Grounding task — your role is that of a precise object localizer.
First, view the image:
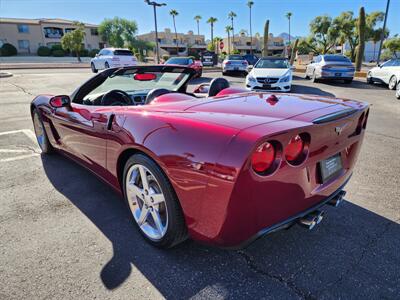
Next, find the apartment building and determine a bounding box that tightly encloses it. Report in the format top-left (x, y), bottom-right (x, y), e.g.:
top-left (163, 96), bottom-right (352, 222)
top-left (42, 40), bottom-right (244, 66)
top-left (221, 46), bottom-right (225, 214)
top-left (137, 28), bottom-right (207, 56)
top-left (0, 17), bottom-right (105, 54)
top-left (221, 33), bottom-right (285, 55)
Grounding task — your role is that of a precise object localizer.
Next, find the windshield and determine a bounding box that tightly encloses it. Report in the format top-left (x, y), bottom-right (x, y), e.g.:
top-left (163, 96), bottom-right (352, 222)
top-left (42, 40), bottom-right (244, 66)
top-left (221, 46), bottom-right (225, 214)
top-left (84, 68), bottom-right (190, 101)
top-left (166, 57), bottom-right (190, 65)
top-left (113, 50), bottom-right (133, 56)
top-left (255, 59), bottom-right (289, 69)
top-left (324, 55), bottom-right (351, 63)
top-left (227, 55), bottom-right (244, 61)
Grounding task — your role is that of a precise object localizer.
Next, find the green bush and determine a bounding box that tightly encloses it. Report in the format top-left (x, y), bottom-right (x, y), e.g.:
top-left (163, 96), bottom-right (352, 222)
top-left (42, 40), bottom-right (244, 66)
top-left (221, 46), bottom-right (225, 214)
top-left (88, 49), bottom-right (99, 58)
top-left (51, 44), bottom-right (63, 51)
top-left (0, 43), bottom-right (17, 56)
top-left (37, 46), bottom-right (51, 56)
top-left (52, 49), bottom-right (65, 57)
top-left (72, 48), bottom-right (89, 57)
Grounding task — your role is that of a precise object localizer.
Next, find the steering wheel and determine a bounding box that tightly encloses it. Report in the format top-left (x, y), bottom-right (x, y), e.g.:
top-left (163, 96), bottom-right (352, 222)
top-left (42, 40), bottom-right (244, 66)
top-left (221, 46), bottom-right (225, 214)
top-left (101, 89), bottom-right (132, 106)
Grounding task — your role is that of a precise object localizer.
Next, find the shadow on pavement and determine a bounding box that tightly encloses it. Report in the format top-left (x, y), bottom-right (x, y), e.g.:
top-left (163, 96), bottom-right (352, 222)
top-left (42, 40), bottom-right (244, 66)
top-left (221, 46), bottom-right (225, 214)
top-left (41, 150), bottom-right (399, 299)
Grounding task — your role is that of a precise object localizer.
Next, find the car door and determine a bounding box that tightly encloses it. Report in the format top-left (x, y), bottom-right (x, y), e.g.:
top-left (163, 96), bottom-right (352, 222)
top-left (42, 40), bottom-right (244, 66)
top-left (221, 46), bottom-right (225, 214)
top-left (377, 60), bottom-right (393, 83)
top-left (48, 102), bottom-right (111, 176)
top-left (94, 49), bottom-right (104, 69)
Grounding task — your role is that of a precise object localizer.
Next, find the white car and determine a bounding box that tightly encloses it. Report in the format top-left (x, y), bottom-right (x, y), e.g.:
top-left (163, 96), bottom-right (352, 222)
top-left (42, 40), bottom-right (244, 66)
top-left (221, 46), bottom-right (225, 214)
top-left (90, 48), bottom-right (137, 73)
top-left (246, 57), bottom-right (293, 92)
top-left (367, 58), bottom-right (400, 90)
top-left (396, 76), bottom-right (400, 99)
top-left (222, 55), bottom-right (248, 75)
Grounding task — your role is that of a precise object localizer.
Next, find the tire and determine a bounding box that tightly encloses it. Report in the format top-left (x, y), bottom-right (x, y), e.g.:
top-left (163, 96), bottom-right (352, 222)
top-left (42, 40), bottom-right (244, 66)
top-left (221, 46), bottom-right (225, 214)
top-left (32, 108), bottom-right (53, 154)
top-left (396, 81), bottom-right (400, 100)
top-left (197, 70), bottom-right (202, 78)
top-left (304, 72), bottom-right (310, 79)
top-left (388, 75), bottom-right (397, 90)
top-left (91, 63), bottom-right (98, 73)
top-left (222, 71), bottom-right (227, 76)
top-left (105, 61), bottom-right (110, 69)
top-left (366, 72), bottom-right (373, 84)
top-left (344, 79), bottom-right (353, 84)
top-left (123, 154), bottom-right (187, 248)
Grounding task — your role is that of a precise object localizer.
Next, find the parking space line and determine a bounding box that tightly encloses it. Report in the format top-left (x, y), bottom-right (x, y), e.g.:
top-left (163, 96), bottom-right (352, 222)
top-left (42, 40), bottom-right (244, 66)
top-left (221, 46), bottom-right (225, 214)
top-left (0, 149), bottom-right (32, 153)
top-left (0, 129), bottom-right (40, 163)
top-left (0, 153), bottom-right (39, 163)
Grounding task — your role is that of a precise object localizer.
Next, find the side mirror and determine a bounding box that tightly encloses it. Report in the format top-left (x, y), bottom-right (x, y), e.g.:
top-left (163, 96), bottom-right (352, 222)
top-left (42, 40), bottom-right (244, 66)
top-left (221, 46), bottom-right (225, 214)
top-left (378, 63), bottom-right (381, 68)
top-left (95, 53), bottom-right (99, 57)
top-left (247, 65), bottom-right (253, 72)
top-left (50, 95), bottom-right (71, 108)
top-left (193, 84), bottom-right (210, 94)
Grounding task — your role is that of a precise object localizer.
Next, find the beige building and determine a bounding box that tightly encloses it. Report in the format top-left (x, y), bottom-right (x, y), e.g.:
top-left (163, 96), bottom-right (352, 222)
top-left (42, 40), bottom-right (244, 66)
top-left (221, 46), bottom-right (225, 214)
top-left (221, 33), bottom-right (285, 55)
top-left (0, 17), bottom-right (105, 54)
top-left (137, 28), bottom-right (207, 56)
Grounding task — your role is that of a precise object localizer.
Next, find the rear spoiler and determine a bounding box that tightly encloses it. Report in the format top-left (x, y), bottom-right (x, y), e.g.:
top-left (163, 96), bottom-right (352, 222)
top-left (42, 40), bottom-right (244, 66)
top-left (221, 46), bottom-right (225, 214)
top-left (312, 108), bottom-right (358, 124)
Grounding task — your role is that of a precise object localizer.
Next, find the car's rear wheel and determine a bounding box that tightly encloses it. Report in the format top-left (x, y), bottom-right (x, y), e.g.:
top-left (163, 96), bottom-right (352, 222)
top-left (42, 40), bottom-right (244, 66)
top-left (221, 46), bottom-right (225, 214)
top-left (123, 154), bottom-right (187, 248)
top-left (91, 63), bottom-right (98, 73)
top-left (388, 75), bottom-right (397, 90)
top-left (396, 81), bottom-right (400, 100)
top-left (105, 62), bottom-right (110, 69)
top-left (32, 108), bottom-right (53, 154)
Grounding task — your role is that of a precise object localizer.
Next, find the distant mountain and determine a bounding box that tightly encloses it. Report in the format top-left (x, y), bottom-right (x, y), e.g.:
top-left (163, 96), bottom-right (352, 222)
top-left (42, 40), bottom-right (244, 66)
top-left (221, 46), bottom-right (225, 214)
top-left (278, 32), bottom-right (302, 43)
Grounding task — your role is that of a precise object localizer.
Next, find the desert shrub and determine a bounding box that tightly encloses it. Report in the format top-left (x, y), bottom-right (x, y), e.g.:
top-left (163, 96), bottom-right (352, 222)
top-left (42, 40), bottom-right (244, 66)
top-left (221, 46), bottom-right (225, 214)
top-left (0, 43), bottom-right (17, 56)
top-left (37, 46), bottom-right (51, 56)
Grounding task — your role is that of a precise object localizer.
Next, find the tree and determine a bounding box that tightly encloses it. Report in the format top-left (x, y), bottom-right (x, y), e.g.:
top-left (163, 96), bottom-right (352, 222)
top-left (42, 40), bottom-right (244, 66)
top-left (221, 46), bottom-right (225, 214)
top-left (285, 12), bottom-right (293, 45)
top-left (130, 39), bottom-right (155, 61)
top-left (207, 17), bottom-right (218, 51)
top-left (228, 11), bottom-right (237, 47)
top-left (366, 12), bottom-right (387, 61)
top-left (247, 1), bottom-right (254, 54)
top-left (263, 20), bottom-right (270, 57)
top-left (304, 15), bottom-right (339, 55)
top-left (225, 25), bottom-right (233, 54)
top-left (355, 7), bottom-right (366, 71)
top-left (98, 17), bottom-right (138, 48)
top-left (170, 9), bottom-right (179, 54)
top-left (290, 38), bottom-right (299, 65)
top-left (61, 21), bottom-right (85, 62)
top-left (194, 15), bottom-right (202, 36)
top-left (383, 36), bottom-right (400, 58)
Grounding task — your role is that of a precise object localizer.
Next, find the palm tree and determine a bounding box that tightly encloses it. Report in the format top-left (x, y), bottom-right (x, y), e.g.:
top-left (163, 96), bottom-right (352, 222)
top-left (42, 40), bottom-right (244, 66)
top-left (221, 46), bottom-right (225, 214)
top-left (225, 25), bottom-right (233, 54)
top-left (247, 1), bottom-right (254, 54)
top-left (285, 12), bottom-right (293, 45)
top-left (228, 11), bottom-right (237, 47)
top-left (194, 15), bottom-right (202, 36)
top-left (169, 9), bottom-right (179, 54)
top-left (207, 17), bottom-right (218, 51)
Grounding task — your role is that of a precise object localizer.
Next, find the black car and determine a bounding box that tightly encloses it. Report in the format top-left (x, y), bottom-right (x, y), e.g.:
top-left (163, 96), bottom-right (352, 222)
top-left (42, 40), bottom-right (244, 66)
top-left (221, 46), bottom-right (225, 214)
top-left (243, 54), bottom-right (259, 66)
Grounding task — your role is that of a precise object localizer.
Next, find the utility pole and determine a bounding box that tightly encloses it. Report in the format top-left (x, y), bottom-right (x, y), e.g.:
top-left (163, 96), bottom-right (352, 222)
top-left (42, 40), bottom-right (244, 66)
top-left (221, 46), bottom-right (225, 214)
top-left (377, 0), bottom-right (390, 65)
top-left (145, 0), bottom-right (166, 64)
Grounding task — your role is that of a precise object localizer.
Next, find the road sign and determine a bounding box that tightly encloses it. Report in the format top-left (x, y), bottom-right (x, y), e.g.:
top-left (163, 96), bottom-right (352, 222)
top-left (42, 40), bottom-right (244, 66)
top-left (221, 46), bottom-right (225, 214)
top-left (219, 41), bottom-right (224, 50)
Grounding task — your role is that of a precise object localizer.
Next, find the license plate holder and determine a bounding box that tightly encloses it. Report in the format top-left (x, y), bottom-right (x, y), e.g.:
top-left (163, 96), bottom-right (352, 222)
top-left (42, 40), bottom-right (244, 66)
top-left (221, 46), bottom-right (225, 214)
top-left (319, 153), bottom-right (343, 183)
top-left (263, 84), bottom-right (271, 89)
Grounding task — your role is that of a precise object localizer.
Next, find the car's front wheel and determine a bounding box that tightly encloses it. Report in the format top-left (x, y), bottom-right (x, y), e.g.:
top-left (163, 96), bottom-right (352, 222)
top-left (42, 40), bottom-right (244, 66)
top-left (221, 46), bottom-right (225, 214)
top-left (105, 61), bottom-right (110, 69)
top-left (396, 81), bottom-right (400, 100)
top-left (32, 108), bottom-right (53, 154)
top-left (91, 63), bottom-right (98, 73)
top-left (366, 72), bottom-right (373, 84)
top-left (123, 154), bottom-right (187, 248)
top-left (388, 75), bottom-right (397, 90)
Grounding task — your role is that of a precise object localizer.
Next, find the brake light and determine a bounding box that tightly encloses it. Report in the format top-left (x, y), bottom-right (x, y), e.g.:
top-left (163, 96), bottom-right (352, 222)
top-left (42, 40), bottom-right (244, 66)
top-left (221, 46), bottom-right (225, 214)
top-left (242, 61), bottom-right (248, 65)
top-left (251, 142), bottom-right (275, 173)
top-left (285, 135), bottom-right (304, 162)
top-left (225, 61), bottom-right (231, 65)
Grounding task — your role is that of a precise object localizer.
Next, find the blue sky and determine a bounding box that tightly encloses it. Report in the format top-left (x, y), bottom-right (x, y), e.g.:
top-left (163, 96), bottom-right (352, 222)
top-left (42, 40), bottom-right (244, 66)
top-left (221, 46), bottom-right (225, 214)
top-left (1, 0), bottom-right (399, 39)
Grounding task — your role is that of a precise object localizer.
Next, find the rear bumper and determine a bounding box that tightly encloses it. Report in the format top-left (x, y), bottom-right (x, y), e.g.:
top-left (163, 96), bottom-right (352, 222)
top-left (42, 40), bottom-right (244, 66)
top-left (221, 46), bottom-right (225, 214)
top-left (223, 66), bottom-right (247, 72)
top-left (317, 70), bottom-right (354, 80)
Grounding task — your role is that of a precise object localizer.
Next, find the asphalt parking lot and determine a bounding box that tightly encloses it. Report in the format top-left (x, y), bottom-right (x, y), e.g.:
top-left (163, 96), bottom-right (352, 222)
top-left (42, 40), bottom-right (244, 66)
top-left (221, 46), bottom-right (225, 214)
top-left (0, 68), bottom-right (399, 299)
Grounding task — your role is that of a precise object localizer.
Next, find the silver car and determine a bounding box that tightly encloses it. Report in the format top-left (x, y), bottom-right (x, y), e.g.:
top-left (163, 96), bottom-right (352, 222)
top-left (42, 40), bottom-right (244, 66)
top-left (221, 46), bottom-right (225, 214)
top-left (305, 54), bottom-right (355, 84)
top-left (222, 55), bottom-right (248, 75)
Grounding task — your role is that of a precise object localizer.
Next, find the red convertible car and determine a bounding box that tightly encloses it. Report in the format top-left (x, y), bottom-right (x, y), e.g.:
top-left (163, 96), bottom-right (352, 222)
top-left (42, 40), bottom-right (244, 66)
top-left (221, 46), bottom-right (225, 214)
top-left (31, 65), bottom-right (369, 248)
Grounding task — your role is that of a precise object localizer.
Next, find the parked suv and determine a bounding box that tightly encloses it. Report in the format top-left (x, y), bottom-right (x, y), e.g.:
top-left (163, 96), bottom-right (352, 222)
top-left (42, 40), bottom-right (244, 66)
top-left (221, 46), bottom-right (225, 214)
top-left (305, 54), bottom-right (355, 83)
top-left (90, 48), bottom-right (137, 73)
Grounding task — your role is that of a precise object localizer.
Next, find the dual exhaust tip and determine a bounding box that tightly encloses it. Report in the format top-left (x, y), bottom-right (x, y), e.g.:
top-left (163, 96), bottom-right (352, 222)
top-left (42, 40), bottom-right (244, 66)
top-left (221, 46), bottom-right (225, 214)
top-left (297, 190), bottom-right (346, 230)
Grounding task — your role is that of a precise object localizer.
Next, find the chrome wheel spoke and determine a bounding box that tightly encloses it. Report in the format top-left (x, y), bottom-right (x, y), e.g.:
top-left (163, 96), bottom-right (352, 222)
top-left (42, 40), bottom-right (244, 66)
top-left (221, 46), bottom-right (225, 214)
top-left (150, 208), bottom-right (164, 235)
top-left (150, 193), bottom-right (164, 205)
top-left (137, 207), bottom-right (149, 225)
top-left (138, 165), bottom-right (150, 191)
top-left (127, 183), bottom-right (144, 199)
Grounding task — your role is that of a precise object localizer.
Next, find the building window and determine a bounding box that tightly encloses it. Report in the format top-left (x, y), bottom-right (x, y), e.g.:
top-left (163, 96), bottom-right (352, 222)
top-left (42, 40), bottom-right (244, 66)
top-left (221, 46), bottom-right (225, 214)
top-left (43, 27), bottom-right (64, 38)
top-left (17, 24), bottom-right (29, 33)
top-left (18, 40), bottom-right (30, 49)
top-left (90, 28), bottom-right (98, 36)
top-left (65, 28), bottom-right (75, 33)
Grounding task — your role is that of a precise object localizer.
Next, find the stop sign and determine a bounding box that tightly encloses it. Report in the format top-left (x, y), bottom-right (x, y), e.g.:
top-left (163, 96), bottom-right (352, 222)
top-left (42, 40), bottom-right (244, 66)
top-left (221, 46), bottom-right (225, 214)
top-left (219, 41), bottom-right (224, 50)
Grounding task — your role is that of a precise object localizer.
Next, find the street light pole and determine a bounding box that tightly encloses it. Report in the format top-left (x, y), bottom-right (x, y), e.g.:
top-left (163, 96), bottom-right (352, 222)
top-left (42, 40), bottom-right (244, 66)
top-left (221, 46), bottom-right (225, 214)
top-left (377, 0), bottom-right (390, 65)
top-left (145, 0), bottom-right (166, 64)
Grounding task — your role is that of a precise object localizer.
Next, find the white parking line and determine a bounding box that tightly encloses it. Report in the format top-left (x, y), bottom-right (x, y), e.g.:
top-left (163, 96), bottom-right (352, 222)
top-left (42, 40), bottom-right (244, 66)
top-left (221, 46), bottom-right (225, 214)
top-left (0, 129), bottom-right (40, 163)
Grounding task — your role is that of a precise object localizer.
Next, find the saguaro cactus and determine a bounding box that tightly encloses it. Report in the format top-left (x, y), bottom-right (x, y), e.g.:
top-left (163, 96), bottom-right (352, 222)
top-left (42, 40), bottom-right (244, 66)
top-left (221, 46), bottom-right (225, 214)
top-left (355, 7), bottom-right (366, 72)
top-left (290, 38), bottom-right (299, 65)
top-left (263, 20), bottom-right (269, 57)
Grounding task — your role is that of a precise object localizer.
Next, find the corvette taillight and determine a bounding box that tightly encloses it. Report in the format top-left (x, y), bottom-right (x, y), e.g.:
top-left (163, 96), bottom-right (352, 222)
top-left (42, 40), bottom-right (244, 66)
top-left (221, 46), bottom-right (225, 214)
top-left (285, 135), bottom-right (304, 162)
top-left (251, 142), bottom-right (275, 173)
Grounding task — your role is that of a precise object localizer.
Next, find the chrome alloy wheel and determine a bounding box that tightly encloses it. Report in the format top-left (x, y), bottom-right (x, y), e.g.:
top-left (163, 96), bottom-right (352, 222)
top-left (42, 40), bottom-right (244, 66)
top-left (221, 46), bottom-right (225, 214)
top-left (389, 76), bottom-right (397, 90)
top-left (125, 164), bottom-right (168, 241)
top-left (33, 112), bottom-right (45, 150)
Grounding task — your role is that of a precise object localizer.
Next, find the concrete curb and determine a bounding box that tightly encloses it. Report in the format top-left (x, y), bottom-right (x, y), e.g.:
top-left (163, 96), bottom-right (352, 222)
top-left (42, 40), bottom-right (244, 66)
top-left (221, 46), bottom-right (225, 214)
top-left (0, 72), bottom-right (13, 78)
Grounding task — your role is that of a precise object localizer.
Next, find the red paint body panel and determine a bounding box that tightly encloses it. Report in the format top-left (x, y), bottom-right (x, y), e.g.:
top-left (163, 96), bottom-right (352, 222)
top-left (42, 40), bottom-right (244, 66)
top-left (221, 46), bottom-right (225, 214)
top-left (32, 91), bottom-right (369, 247)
